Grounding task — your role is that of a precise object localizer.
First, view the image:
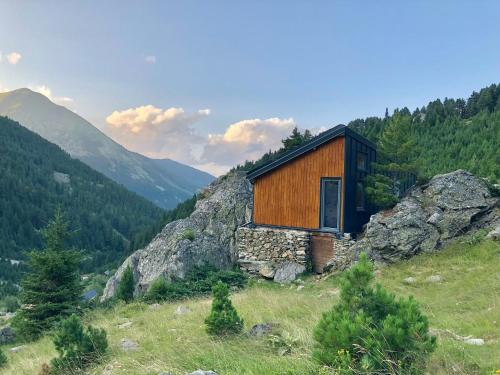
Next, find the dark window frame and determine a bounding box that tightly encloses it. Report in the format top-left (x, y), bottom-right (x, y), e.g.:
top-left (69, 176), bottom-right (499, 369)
top-left (319, 177), bottom-right (342, 232)
top-left (356, 152), bottom-right (368, 171)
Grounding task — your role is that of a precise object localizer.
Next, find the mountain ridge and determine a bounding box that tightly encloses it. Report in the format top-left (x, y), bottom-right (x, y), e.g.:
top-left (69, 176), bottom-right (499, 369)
top-left (0, 88), bottom-right (214, 208)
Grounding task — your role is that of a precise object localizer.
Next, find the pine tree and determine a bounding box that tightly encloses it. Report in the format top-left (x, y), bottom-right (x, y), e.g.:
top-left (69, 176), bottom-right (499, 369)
top-left (313, 253), bottom-right (436, 373)
top-left (205, 281), bottom-right (243, 336)
top-left (51, 314), bottom-right (108, 372)
top-left (12, 209), bottom-right (83, 341)
top-left (116, 265), bottom-right (134, 303)
top-left (366, 113), bottom-right (417, 208)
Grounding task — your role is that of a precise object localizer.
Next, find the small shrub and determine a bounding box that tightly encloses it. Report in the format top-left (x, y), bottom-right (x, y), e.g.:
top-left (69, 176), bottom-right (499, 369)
top-left (180, 228), bottom-right (195, 241)
top-left (313, 253), bottom-right (436, 374)
top-left (144, 264), bottom-right (247, 303)
top-left (116, 265), bottom-right (134, 303)
top-left (51, 314), bottom-right (108, 372)
top-left (267, 331), bottom-right (299, 356)
top-left (0, 347), bottom-right (7, 368)
top-left (461, 229), bottom-right (487, 246)
top-left (205, 281), bottom-right (243, 336)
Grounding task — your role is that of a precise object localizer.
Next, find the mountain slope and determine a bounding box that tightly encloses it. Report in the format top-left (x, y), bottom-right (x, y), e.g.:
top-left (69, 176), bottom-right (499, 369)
top-left (348, 83), bottom-right (500, 183)
top-left (3, 238), bottom-right (499, 374)
top-left (0, 89), bottom-right (214, 208)
top-left (0, 115), bottom-right (164, 273)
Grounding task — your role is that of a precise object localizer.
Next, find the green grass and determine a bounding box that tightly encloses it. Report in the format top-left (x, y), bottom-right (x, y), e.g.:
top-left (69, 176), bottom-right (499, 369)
top-left (2, 239), bottom-right (499, 374)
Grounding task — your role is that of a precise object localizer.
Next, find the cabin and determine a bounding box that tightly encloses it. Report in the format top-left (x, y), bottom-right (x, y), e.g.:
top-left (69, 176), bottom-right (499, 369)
top-left (246, 125), bottom-right (376, 235)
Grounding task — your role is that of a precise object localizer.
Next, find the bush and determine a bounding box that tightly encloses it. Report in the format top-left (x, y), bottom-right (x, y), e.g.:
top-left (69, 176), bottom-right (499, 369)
top-left (50, 314), bottom-right (108, 372)
top-left (0, 347), bottom-right (7, 368)
top-left (205, 281), bottom-right (243, 336)
top-left (144, 264), bottom-right (247, 303)
top-left (313, 253), bottom-right (436, 374)
top-left (116, 265), bottom-right (134, 303)
top-left (180, 228), bottom-right (195, 241)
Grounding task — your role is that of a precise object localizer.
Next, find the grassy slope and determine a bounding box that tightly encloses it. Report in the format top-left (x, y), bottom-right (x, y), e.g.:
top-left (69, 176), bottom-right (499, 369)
top-left (3, 238), bottom-right (499, 375)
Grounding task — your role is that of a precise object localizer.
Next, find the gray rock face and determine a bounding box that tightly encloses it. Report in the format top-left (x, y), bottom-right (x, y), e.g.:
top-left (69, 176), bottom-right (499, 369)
top-left (102, 173), bottom-right (252, 300)
top-left (249, 323), bottom-right (274, 337)
top-left (0, 325), bottom-right (15, 344)
top-left (355, 170), bottom-right (498, 263)
top-left (188, 371), bottom-right (218, 375)
top-left (273, 261), bottom-right (306, 283)
top-left (487, 226), bottom-right (500, 241)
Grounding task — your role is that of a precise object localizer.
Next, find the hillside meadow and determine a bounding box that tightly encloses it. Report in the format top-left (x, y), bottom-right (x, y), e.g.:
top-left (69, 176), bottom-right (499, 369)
top-left (2, 237), bottom-right (499, 375)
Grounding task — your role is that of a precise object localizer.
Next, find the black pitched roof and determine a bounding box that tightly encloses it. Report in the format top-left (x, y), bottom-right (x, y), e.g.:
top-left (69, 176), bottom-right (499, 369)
top-left (246, 125), bottom-right (376, 182)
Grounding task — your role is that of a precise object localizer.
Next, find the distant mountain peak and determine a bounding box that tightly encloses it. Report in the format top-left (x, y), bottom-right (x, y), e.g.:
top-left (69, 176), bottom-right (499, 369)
top-left (0, 88), bottom-right (214, 208)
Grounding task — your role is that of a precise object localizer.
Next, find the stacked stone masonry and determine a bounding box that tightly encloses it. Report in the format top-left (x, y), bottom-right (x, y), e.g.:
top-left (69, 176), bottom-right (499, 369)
top-left (236, 226), bottom-right (312, 280)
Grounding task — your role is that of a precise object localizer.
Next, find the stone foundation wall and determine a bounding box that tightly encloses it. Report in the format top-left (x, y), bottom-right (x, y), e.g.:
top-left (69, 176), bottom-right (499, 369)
top-left (324, 237), bottom-right (357, 273)
top-left (236, 226), bottom-right (310, 278)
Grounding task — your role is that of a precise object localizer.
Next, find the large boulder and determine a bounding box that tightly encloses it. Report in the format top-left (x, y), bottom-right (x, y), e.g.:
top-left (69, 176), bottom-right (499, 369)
top-left (354, 170), bottom-right (499, 263)
top-left (102, 172), bottom-right (252, 300)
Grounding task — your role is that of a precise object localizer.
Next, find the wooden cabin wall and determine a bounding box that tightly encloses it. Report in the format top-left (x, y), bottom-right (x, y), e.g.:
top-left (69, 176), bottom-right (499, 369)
top-left (253, 137), bottom-right (345, 230)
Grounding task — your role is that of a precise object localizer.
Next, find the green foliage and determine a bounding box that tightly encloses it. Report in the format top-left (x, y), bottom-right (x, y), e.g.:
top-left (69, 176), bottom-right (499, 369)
top-left (349, 84), bottom-right (500, 185)
top-left (50, 314), bottom-right (108, 372)
top-left (12, 210), bottom-right (83, 341)
top-left (366, 113), bottom-right (417, 208)
top-left (1, 295), bottom-right (20, 313)
top-left (180, 228), bottom-right (195, 242)
top-left (116, 265), bottom-right (135, 303)
top-left (144, 264), bottom-right (247, 303)
top-left (313, 253), bottom-right (436, 374)
top-left (205, 281), bottom-right (243, 336)
top-left (0, 116), bottom-right (164, 290)
top-left (0, 346), bottom-right (6, 368)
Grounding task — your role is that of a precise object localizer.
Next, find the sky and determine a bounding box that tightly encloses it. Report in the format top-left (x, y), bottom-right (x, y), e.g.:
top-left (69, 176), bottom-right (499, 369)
top-left (1, 1), bottom-right (500, 176)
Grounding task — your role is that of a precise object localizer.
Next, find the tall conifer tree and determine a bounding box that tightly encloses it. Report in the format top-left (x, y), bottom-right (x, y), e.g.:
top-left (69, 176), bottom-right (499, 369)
top-left (13, 209), bottom-right (83, 340)
top-left (366, 113), bottom-right (417, 208)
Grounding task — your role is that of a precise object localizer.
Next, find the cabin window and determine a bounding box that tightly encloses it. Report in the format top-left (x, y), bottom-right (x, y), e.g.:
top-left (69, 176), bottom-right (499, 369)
top-left (357, 152), bottom-right (367, 171)
top-left (320, 178), bottom-right (341, 231)
top-left (356, 182), bottom-right (365, 210)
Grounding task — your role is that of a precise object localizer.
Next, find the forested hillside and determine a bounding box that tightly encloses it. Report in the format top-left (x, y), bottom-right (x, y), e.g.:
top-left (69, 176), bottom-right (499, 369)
top-left (0, 116), bottom-right (164, 287)
top-left (0, 89), bottom-right (214, 209)
top-left (349, 84), bottom-right (500, 183)
top-left (237, 84), bottom-right (500, 184)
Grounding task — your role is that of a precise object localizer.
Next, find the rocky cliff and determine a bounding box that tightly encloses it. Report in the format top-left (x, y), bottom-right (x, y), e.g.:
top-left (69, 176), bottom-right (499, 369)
top-left (102, 172), bottom-right (252, 300)
top-left (354, 170), bottom-right (499, 263)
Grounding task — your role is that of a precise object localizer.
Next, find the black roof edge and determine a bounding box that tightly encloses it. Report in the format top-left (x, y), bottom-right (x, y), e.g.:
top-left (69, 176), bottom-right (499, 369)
top-left (246, 124), bottom-right (376, 182)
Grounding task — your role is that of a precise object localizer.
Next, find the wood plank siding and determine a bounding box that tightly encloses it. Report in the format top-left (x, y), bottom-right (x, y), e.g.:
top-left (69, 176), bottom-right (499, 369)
top-left (253, 137), bottom-right (345, 230)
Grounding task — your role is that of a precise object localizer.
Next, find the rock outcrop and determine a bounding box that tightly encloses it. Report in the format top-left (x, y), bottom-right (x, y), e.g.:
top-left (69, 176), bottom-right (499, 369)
top-left (102, 172), bottom-right (252, 300)
top-left (354, 170), bottom-right (499, 263)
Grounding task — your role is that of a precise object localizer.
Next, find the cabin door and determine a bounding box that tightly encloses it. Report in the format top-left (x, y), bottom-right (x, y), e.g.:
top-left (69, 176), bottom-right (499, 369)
top-left (320, 178), bottom-right (341, 231)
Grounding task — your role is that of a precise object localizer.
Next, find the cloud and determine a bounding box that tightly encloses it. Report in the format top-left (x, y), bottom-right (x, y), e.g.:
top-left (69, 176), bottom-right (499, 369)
top-left (30, 85), bottom-right (74, 106)
top-left (199, 117), bottom-right (296, 171)
top-left (103, 103), bottom-right (301, 176)
top-left (6, 52), bottom-right (21, 65)
top-left (145, 55), bottom-right (156, 64)
top-left (105, 105), bottom-right (210, 163)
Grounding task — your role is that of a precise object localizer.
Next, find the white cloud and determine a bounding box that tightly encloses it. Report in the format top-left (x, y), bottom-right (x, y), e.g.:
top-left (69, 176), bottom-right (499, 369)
top-left (105, 105), bottom-right (210, 164)
top-left (199, 117), bottom-right (296, 171)
top-left (104, 103), bottom-right (302, 176)
top-left (145, 55), bottom-right (156, 64)
top-left (6, 52), bottom-right (21, 65)
top-left (30, 85), bottom-right (74, 106)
